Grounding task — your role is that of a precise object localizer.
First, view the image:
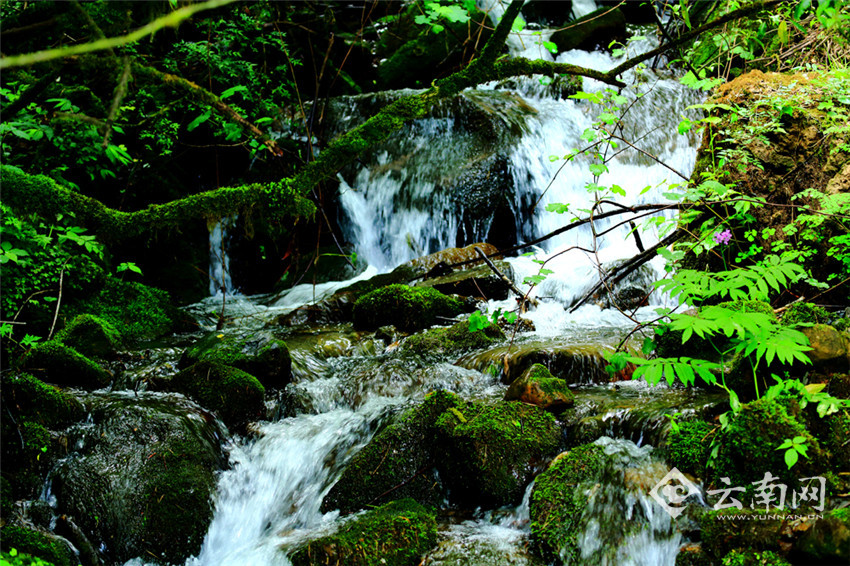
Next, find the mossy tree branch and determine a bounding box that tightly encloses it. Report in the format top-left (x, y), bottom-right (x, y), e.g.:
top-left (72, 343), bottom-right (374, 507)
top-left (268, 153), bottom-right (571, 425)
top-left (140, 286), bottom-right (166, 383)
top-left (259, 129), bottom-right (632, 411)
top-left (2, 0), bottom-right (781, 239)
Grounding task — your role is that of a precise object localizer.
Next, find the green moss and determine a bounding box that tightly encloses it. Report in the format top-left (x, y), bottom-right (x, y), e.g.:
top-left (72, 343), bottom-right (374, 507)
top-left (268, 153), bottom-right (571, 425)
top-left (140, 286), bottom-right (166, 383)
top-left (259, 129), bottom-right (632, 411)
top-left (667, 420), bottom-right (715, 477)
top-left (813, 410), bottom-right (850, 473)
top-left (700, 509), bottom-right (784, 560)
top-left (710, 397), bottom-right (827, 491)
top-left (290, 499), bottom-right (437, 566)
top-left (1, 373), bottom-right (85, 429)
top-left (0, 525), bottom-right (76, 566)
top-left (353, 284), bottom-right (466, 332)
top-left (435, 399), bottom-right (560, 506)
top-left (529, 444), bottom-right (606, 563)
top-left (181, 331), bottom-right (291, 389)
top-left (322, 390), bottom-right (462, 514)
top-left (721, 549), bottom-right (791, 566)
top-left (169, 361), bottom-right (265, 428)
top-left (781, 302), bottom-right (831, 326)
top-left (67, 277), bottom-right (191, 341)
top-left (505, 363), bottom-right (575, 411)
top-left (0, 165), bottom-right (314, 244)
top-left (56, 314), bottom-right (122, 358)
top-left (401, 319), bottom-right (504, 357)
top-left (22, 341), bottom-right (111, 389)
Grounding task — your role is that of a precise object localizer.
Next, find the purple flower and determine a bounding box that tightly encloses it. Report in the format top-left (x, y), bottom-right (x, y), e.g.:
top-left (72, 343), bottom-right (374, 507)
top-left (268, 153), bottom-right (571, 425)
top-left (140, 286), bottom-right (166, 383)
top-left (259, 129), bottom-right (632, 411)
top-left (714, 229), bottom-right (732, 245)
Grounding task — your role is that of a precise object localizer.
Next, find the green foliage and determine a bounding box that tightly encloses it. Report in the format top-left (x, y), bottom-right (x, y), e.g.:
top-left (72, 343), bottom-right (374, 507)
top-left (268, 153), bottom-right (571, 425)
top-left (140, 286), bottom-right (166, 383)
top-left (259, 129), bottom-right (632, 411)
top-left (414, 1), bottom-right (472, 34)
top-left (721, 549), bottom-right (791, 566)
top-left (0, 526), bottom-right (77, 566)
top-left (775, 435), bottom-right (809, 469)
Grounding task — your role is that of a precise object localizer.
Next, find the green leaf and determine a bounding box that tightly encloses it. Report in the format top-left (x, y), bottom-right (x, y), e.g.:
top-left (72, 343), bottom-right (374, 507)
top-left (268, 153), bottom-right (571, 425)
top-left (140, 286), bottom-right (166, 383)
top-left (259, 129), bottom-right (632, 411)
top-left (543, 41), bottom-right (558, 54)
top-left (187, 110), bottom-right (211, 131)
top-left (784, 448), bottom-right (798, 469)
top-left (220, 85), bottom-right (248, 100)
top-left (678, 119), bottom-right (693, 135)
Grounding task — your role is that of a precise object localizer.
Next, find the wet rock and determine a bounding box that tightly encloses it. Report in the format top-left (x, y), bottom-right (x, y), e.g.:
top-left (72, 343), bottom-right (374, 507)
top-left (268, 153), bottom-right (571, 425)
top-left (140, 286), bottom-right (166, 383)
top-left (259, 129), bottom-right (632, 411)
top-left (1, 372), bottom-right (85, 429)
top-left (353, 284), bottom-right (468, 332)
top-left (417, 261), bottom-right (514, 301)
top-left (180, 329), bottom-right (292, 389)
top-left (800, 324), bottom-right (849, 372)
top-left (56, 314), bottom-right (122, 358)
top-left (570, 260), bottom-right (656, 311)
top-left (156, 361), bottom-right (265, 429)
top-left (597, 0), bottom-right (657, 24)
top-left (459, 339), bottom-right (627, 385)
top-left (22, 340), bottom-right (111, 390)
top-left (549, 7), bottom-right (626, 54)
top-left (435, 399), bottom-right (560, 506)
top-left (290, 499), bottom-right (437, 566)
top-left (401, 319), bottom-right (505, 359)
top-left (675, 543), bottom-right (713, 566)
top-left (529, 444), bottom-right (607, 563)
top-left (52, 394), bottom-right (225, 565)
top-left (521, 0), bottom-right (573, 27)
top-left (406, 243), bottom-right (502, 276)
top-left (796, 508), bottom-right (850, 563)
top-left (504, 363), bottom-right (575, 412)
top-left (322, 390), bottom-right (461, 514)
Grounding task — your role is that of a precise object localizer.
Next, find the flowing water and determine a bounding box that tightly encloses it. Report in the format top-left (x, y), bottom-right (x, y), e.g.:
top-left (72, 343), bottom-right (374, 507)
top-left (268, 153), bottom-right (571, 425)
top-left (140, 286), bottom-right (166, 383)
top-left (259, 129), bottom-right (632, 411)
top-left (119, 3), bottom-right (717, 565)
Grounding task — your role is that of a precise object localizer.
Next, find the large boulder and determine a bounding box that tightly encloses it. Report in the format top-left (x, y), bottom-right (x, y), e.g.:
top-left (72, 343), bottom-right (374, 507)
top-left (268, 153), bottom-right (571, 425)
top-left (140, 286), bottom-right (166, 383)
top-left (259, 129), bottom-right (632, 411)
top-left (529, 444), bottom-right (607, 563)
top-left (180, 329), bottom-right (291, 389)
top-left (353, 284), bottom-right (468, 332)
top-left (290, 499), bottom-right (437, 566)
top-left (322, 390), bottom-right (461, 514)
top-left (800, 324), bottom-right (849, 372)
top-left (22, 340), bottom-right (111, 390)
top-left (435, 399), bottom-right (561, 506)
top-left (521, 0), bottom-right (573, 27)
top-left (549, 7), bottom-right (626, 53)
top-left (52, 394), bottom-right (225, 565)
top-left (417, 261), bottom-right (515, 301)
top-left (504, 363), bottom-right (575, 412)
top-left (155, 361), bottom-right (265, 429)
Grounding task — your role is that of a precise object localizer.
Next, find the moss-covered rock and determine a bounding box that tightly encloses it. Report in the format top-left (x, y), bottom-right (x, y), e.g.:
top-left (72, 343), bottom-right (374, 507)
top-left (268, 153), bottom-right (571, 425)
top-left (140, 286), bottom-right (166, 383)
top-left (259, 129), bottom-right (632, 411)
top-left (781, 302), bottom-right (831, 326)
top-left (1, 373), bottom-right (85, 429)
top-left (709, 397), bottom-right (827, 492)
top-left (401, 319), bottom-right (504, 358)
top-left (22, 340), bottom-right (111, 389)
top-left (416, 261), bottom-right (515, 301)
top-left (797, 508), bottom-right (850, 563)
top-left (290, 499), bottom-right (437, 566)
top-left (700, 509), bottom-right (784, 559)
top-left (180, 330), bottom-right (291, 389)
top-left (67, 277), bottom-right (194, 341)
top-left (666, 420), bottom-right (716, 477)
top-left (435, 399), bottom-right (560, 506)
top-left (504, 363), bottom-right (575, 412)
top-left (811, 410), bottom-right (850, 476)
top-left (52, 395), bottom-right (224, 565)
top-left (0, 525), bottom-right (77, 566)
top-left (56, 313), bottom-right (122, 358)
top-left (529, 444), bottom-right (606, 563)
top-left (353, 284), bottom-right (467, 332)
top-left (162, 361), bottom-right (265, 428)
top-left (322, 390), bottom-right (462, 514)
top-left (675, 543), bottom-right (713, 566)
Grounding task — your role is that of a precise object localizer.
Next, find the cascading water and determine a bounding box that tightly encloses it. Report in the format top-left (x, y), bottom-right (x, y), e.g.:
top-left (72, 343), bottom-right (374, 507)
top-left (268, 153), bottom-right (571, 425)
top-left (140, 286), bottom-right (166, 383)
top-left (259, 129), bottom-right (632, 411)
top-left (208, 216), bottom-right (238, 297)
top-left (120, 4), bottom-right (713, 566)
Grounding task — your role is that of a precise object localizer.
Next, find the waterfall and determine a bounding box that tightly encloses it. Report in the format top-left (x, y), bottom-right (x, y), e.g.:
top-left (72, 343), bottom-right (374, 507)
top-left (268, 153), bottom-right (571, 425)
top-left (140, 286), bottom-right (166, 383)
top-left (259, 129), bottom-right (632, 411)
top-left (117, 6), bottom-right (709, 566)
top-left (208, 216), bottom-right (237, 297)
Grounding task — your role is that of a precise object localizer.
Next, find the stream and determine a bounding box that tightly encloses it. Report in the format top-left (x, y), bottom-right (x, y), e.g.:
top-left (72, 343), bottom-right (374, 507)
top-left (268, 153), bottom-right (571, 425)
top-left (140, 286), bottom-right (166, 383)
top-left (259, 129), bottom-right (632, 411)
top-left (119, 3), bottom-right (720, 565)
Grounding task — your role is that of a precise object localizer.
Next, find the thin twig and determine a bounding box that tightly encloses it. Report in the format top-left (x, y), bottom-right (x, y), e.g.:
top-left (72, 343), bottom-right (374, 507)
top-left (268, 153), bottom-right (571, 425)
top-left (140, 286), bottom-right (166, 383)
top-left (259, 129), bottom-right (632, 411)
top-left (47, 262), bottom-right (68, 340)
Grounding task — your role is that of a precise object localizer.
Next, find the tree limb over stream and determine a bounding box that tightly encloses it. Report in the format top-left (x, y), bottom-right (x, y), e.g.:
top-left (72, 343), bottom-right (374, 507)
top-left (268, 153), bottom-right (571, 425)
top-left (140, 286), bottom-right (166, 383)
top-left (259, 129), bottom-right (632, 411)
top-left (2, 0), bottom-right (783, 239)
